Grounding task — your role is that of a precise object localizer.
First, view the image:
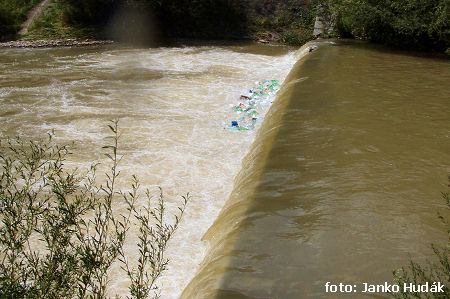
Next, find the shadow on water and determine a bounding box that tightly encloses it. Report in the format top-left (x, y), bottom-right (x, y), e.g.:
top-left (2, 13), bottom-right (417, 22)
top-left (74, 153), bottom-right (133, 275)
top-left (182, 41), bottom-right (450, 298)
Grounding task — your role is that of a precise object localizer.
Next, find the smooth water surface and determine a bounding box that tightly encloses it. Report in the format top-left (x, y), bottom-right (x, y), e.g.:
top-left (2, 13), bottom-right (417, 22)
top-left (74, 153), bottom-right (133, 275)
top-left (182, 41), bottom-right (450, 298)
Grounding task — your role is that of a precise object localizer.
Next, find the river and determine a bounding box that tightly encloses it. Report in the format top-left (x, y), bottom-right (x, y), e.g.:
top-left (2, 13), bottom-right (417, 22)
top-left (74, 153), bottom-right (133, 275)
top-left (0, 41), bottom-right (303, 298)
top-left (1, 40), bottom-right (449, 299)
top-left (182, 41), bottom-right (450, 298)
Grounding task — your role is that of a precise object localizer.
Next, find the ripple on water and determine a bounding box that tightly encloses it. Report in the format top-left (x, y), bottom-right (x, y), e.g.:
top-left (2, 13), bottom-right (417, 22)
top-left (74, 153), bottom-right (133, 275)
top-left (0, 43), bottom-right (301, 298)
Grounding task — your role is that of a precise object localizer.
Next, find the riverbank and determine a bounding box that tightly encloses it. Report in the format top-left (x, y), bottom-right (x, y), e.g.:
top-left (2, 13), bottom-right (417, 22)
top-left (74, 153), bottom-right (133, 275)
top-left (0, 38), bottom-right (113, 48)
top-left (1, 0), bottom-right (316, 47)
top-left (0, 36), bottom-right (288, 49)
top-left (2, 1), bottom-right (450, 54)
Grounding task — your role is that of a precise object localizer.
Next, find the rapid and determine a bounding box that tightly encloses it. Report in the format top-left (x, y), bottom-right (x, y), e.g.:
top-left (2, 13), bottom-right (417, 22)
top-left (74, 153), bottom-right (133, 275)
top-left (0, 41), bottom-right (308, 298)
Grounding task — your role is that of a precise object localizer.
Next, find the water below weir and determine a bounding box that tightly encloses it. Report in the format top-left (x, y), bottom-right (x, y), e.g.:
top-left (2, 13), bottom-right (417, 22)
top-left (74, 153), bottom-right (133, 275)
top-left (0, 41), bottom-right (303, 298)
top-left (182, 41), bottom-right (450, 298)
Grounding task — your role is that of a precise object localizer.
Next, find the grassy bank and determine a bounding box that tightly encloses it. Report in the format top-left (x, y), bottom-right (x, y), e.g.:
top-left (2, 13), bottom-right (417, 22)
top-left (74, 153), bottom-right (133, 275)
top-left (0, 0), bottom-right (41, 40)
top-left (1, 0), bottom-right (449, 54)
top-left (4, 0), bottom-right (317, 45)
top-left (23, 1), bottom-right (97, 40)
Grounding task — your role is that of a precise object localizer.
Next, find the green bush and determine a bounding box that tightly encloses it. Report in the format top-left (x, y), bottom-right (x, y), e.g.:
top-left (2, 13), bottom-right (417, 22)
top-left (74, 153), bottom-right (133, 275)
top-left (25, 1), bottom-right (97, 40)
top-left (49, 0), bottom-right (315, 44)
top-left (328, 0), bottom-right (450, 52)
top-left (247, 0), bottom-right (316, 44)
top-left (2, 0), bottom-right (317, 45)
top-left (0, 120), bottom-right (188, 299)
top-left (281, 26), bottom-right (313, 46)
top-left (0, 0), bottom-right (41, 40)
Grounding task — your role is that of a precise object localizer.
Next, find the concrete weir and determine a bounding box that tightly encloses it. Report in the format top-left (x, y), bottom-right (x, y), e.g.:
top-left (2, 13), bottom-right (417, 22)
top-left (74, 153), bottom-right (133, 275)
top-left (180, 40), bottom-right (450, 298)
top-left (180, 41), bottom-right (322, 299)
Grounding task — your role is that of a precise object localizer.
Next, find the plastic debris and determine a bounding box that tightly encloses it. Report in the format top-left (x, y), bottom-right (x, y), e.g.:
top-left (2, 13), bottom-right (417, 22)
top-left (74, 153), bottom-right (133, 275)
top-left (225, 80), bottom-right (280, 132)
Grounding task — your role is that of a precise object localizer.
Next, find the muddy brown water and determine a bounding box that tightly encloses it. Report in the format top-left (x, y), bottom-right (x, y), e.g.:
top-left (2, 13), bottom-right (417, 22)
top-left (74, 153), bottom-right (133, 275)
top-left (1, 40), bottom-right (449, 298)
top-left (182, 41), bottom-right (450, 298)
top-left (0, 41), bottom-right (302, 298)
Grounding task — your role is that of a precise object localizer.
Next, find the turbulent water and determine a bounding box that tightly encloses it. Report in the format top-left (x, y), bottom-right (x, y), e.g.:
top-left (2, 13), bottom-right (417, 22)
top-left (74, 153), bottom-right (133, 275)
top-left (0, 42), bottom-right (304, 298)
top-left (182, 41), bottom-right (450, 298)
top-left (2, 40), bottom-right (449, 299)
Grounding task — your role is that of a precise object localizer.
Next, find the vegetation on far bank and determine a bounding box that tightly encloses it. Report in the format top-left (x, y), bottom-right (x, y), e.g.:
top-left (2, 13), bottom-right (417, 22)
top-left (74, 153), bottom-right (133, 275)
top-left (0, 0), bottom-right (41, 40)
top-left (23, 1), bottom-right (98, 40)
top-left (324, 0), bottom-right (450, 54)
top-left (0, 1), bottom-right (449, 52)
top-left (11, 0), bottom-right (318, 46)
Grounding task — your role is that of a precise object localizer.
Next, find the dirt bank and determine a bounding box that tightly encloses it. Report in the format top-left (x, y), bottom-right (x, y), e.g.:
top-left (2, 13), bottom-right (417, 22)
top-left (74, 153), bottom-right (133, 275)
top-left (0, 38), bottom-right (113, 48)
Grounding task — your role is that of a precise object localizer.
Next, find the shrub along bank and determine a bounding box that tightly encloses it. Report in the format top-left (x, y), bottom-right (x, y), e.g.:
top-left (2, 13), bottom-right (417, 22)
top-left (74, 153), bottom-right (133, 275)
top-left (325, 0), bottom-right (450, 53)
top-left (0, 0), bottom-right (41, 40)
top-left (2, 0), bottom-right (317, 45)
top-left (1, 0), bottom-right (448, 53)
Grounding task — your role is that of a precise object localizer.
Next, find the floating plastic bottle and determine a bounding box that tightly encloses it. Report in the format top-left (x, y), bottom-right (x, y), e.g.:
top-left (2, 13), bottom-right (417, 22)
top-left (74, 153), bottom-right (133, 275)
top-left (225, 79), bottom-right (281, 132)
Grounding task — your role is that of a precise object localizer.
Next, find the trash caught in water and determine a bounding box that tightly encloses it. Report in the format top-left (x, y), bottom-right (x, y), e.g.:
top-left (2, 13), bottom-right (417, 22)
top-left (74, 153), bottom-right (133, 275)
top-left (225, 80), bottom-right (280, 132)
